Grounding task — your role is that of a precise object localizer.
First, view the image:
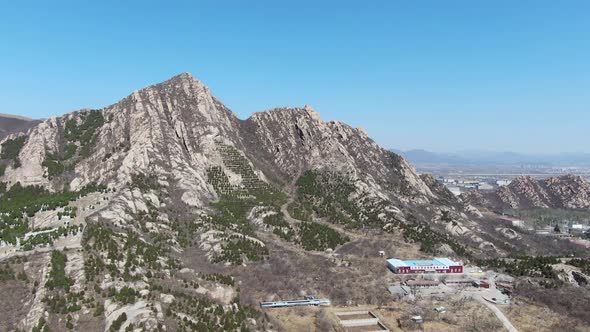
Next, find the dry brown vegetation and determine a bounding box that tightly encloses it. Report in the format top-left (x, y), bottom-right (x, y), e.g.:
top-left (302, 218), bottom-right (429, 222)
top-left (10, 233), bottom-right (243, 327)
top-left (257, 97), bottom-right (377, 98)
top-left (178, 222), bottom-right (590, 331)
top-left (235, 234), bottom-right (421, 307)
top-left (512, 281), bottom-right (590, 330)
top-left (0, 279), bottom-right (32, 331)
top-left (0, 255), bottom-right (45, 331)
top-left (263, 306), bottom-right (337, 332)
top-left (178, 230), bottom-right (424, 308)
top-left (300, 296), bottom-right (507, 332)
top-left (380, 296), bottom-right (503, 332)
top-left (473, 216), bottom-right (586, 258)
top-left (501, 299), bottom-right (580, 332)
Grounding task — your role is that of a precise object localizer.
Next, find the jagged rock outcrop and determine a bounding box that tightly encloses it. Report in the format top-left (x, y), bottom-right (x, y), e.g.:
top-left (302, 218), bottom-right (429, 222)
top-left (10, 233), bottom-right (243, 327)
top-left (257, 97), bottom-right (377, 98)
top-left (464, 175), bottom-right (590, 210)
top-left (0, 73), bottom-right (453, 212)
top-left (0, 73), bottom-right (481, 331)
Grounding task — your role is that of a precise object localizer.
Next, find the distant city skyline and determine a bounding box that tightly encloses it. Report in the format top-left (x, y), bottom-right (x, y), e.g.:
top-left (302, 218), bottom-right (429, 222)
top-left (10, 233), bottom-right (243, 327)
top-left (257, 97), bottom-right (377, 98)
top-left (394, 148), bottom-right (590, 156)
top-left (1, 1), bottom-right (589, 154)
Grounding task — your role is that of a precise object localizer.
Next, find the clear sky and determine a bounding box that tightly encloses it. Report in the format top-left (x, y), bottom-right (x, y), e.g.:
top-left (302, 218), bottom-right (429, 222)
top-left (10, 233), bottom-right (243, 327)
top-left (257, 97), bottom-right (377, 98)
top-left (1, 1), bottom-right (589, 153)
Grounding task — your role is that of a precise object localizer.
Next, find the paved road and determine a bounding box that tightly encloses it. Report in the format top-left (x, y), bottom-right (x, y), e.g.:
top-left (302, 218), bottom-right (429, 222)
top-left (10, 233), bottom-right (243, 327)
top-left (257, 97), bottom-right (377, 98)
top-left (475, 296), bottom-right (519, 332)
top-left (463, 273), bottom-right (518, 332)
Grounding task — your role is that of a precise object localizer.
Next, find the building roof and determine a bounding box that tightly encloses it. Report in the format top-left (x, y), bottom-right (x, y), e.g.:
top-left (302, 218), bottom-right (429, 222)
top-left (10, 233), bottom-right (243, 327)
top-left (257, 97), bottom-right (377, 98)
top-left (386, 258), bottom-right (407, 268)
top-left (406, 280), bottom-right (440, 286)
top-left (434, 257), bottom-right (461, 266)
top-left (444, 278), bottom-right (474, 283)
top-left (387, 257), bottom-right (462, 268)
top-left (387, 285), bottom-right (410, 296)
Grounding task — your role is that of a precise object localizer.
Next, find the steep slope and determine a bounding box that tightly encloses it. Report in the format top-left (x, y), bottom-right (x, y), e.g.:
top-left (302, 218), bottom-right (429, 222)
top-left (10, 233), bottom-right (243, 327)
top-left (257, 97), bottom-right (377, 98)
top-left (242, 106), bottom-right (435, 202)
top-left (1, 73), bottom-right (456, 218)
top-left (0, 73), bottom-right (484, 331)
top-left (464, 175), bottom-right (590, 210)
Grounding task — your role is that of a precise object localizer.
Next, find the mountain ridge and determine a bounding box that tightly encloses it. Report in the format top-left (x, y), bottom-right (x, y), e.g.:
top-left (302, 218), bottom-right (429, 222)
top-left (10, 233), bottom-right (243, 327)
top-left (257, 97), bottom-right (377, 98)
top-left (2, 73), bottom-right (587, 331)
top-left (1, 73), bottom-right (440, 208)
top-left (463, 174), bottom-right (590, 210)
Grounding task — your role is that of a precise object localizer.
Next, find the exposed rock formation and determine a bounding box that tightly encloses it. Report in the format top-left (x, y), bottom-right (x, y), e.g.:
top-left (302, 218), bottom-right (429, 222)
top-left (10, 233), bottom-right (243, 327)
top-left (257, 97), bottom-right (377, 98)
top-left (464, 175), bottom-right (590, 210)
top-left (0, 73), bottom-right (455, 212)
top-left (0, 73), bottom-right (484, 331)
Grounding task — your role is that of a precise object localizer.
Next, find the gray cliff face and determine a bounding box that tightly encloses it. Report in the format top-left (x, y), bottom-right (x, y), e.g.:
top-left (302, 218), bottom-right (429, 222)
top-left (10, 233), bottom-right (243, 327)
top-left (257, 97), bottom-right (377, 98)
top-left (2, 74), bottom-right (241, 207)
top-left (80, 72), bottom-right (242, 206)
top-left (0, 73), bottom-right (447, 211)
top-left (241, 106), bottom-right (435, 205)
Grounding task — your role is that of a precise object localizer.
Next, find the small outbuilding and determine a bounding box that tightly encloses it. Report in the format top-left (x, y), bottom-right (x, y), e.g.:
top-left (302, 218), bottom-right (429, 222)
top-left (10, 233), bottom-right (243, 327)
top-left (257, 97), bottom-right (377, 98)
top-left (387, 285), bottom-right (410, 298)
top-left (405, 280), bottom-right (440, 288)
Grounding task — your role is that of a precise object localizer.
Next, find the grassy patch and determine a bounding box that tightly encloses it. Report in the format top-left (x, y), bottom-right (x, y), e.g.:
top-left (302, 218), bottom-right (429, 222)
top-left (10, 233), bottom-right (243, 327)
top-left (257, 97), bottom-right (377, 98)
top-left (204, 144), bottom-right (288, 264)
top-left (297, 222), bottom-right (349, 251)
top-left (46, 250), bottom-right (72, 291)
top-left (166, 291), bottom-right (259, 331)
top-left (109, 286), bottom-right (139, 304)
top-left (296, 170), bottom-right (470, 256)
top-left (83, 224), bottom-right (178, 281)
top-left (64, 109), bottom-right (104, 157)
top-left (212, 235), bottom-right (269, 265)
top-left (296, 170), bottom-right (376, 227)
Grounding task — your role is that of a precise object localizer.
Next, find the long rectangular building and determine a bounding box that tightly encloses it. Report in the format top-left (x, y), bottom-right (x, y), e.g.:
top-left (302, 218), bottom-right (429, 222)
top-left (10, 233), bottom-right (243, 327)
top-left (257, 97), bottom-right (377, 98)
top-left (387, 257), bottom-right (463, 274)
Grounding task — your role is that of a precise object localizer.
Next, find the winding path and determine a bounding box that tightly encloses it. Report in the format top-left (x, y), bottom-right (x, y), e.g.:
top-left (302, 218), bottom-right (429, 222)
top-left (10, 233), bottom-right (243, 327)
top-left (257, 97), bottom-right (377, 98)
top-left (475, 296), bottom-right (518, 332)
top-left (279, 166), bottom-right (303, 225)
top-left (464, 273), bottom-right (518, 332)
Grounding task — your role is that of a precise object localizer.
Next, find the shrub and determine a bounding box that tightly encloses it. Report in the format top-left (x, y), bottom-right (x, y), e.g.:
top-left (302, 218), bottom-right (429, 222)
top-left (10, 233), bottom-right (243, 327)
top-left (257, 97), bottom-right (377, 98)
top-left (109, 312), bottom-right (127, 331)
top-left (45, 250), bottom-right (72, 291)
top-left (298, 222), bottom-right (349, 251)
top-left (1, 136), bottom-right (26, 167)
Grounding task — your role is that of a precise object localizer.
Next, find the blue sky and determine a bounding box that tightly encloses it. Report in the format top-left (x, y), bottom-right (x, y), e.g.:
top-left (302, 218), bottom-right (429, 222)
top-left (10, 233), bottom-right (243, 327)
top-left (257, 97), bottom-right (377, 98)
top-left (1, 1), bottom-right (589, 153)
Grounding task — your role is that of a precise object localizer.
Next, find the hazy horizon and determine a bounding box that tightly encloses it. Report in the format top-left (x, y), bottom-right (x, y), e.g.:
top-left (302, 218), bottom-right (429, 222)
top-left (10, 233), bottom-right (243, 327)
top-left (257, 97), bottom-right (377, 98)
top-left (2, 1), bottom-right (589, 154)
top-left (393, 147), bottom-right (590, 156)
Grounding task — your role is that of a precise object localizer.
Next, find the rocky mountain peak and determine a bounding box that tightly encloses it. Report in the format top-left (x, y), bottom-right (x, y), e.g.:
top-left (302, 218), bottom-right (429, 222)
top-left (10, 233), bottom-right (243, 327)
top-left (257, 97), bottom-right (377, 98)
top-left (154, 71), bottom-right (202, 90)
top-left (1, 73), bottom-right (459, 210)
top-left (509, 175), bottom-right (536, 187)
top-left (303, 104), bottom-right (322, 121)
top-left (2, 73), bottom-right (590, 332)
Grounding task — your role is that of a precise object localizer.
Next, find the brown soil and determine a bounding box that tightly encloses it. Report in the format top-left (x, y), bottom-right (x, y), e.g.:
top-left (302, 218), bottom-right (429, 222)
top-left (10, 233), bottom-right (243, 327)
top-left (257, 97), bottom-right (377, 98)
top-left (346, 324), bottom-right (387, 332)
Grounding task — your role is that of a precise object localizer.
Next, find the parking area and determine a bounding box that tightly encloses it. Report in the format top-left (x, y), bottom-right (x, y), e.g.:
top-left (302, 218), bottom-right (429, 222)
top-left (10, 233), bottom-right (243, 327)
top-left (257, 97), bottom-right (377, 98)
top-left (388, 265), bottom-right (513, 304)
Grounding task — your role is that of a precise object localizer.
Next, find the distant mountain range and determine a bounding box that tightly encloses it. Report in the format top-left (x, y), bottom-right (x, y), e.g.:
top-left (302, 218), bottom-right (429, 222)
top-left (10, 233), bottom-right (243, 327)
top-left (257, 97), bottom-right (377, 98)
top-left (393, 149), bottom-right (590, 167)
top-left (0, 113), bottom-right (40, 140)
